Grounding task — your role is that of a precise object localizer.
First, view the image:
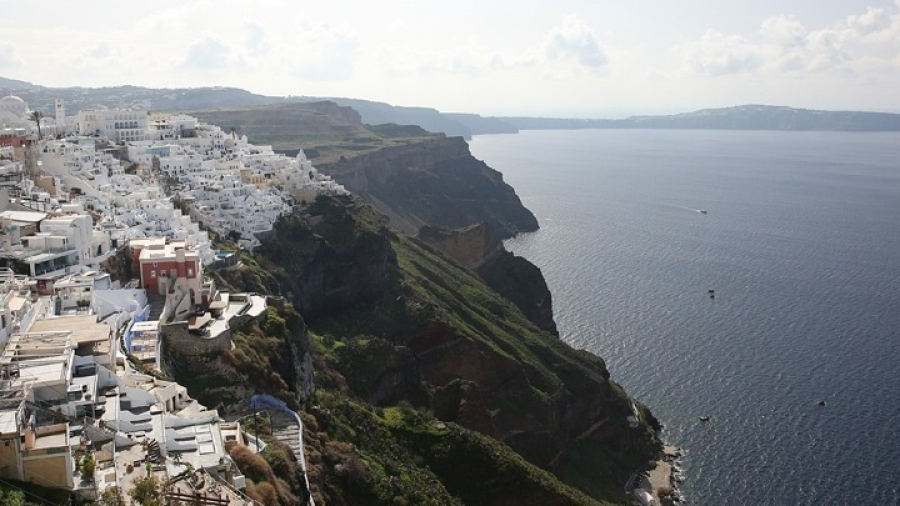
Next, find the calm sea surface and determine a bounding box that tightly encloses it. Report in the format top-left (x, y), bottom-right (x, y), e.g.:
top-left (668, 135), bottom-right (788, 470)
top-left (468, 130), bottom-right (900, 506)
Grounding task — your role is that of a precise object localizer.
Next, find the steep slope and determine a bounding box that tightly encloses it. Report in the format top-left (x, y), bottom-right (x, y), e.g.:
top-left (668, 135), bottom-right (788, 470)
top-left (317, 137), bottom-right (539, 239)
top-left (418, 223), bottom-right (558, 335)
top-left (219, 196), bottom-right (660, 502)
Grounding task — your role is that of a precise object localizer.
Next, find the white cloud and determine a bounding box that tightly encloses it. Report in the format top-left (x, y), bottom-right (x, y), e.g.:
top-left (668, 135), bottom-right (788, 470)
top-left (281, 22), bottom-right (359, 81)
top-left (367, 14), bottom-right (611, 82)
top-left (759, 15), bottom-right (807, 48)
top-left (676, 4), bottom-right (900, 79)
top-left (89, 43), bottom-right (112, 60)
top-left (182, 36), bottom-right (245, 70)
top-left (245, 20), bottom-right (270, 56)
top-left (0, 41), bottom-right (23, 68)
top-left (541, 15), bottom-right (609, 70)
top-left (677, 29), bottom-right (762, 75)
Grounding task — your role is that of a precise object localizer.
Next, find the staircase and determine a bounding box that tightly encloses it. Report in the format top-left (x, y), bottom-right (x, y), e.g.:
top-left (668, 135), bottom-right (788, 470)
top-left (145, 438), bottom-right (164, 464)
top-left (269, 411), bottom-right (303, 464)
top-left (146, 294), bottom-right (166, 321)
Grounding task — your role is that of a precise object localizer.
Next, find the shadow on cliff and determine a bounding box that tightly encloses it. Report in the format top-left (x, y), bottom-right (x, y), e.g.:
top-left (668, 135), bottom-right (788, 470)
top-left (216, 195), bottom-right (661, 503)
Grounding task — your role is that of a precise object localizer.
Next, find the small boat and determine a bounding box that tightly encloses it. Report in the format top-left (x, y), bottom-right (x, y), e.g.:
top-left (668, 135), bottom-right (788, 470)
top-left (817, 400), bottom-right (827, 406)
top-left (699, 209), bottom-right (707, 214)
top-left (699, 415), bottom-right (711, 422)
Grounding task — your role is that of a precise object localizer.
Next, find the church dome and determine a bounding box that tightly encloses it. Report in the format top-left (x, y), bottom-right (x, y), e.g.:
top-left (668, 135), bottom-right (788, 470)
top-left (0, 95), bottom-right (28, 117)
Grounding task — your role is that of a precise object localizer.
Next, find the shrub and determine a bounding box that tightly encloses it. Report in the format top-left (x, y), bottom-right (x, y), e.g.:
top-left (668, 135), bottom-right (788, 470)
top-left (229, 444), bottom-right (272, 483)
top-left (129, 475), bottom-right (165, 506)
top-left (250, 481), bottom-right (279, 505)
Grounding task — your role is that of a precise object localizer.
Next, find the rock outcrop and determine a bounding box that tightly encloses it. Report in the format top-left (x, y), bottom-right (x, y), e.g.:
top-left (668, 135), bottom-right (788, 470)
top-left (225, 195), bottom-right (659, 502)
top-left (418, 223), bottom-right (558, 335)
top-left (317, 137), bottom-right (539, 239)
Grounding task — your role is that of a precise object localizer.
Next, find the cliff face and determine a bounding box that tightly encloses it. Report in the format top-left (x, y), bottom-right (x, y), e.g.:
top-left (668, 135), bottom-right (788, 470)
top-left (189, 101), bottom-right (367, 143)
top-left (162, 296), bottom-right (316, 412)
top-left (318, 137), bottom-right (539, 239)
top-left (418, 223), bottom-right (558, 335)
top-left (233, 196), bottom-right (659, 502)
top-left (253, 197), bottom-right (398, 319)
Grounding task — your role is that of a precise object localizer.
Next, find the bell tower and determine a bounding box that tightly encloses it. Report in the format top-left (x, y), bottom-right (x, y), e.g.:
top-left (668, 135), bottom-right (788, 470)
top-left (55, 99), bottom-right (66, 129)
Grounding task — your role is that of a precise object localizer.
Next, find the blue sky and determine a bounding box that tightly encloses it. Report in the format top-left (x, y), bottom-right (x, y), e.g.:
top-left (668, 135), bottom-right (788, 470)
top-left (2, 0), bottom-right (899, 117)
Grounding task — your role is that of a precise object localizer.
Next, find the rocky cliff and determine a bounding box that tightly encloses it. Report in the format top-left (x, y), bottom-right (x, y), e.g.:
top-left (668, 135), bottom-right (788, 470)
top-left (218, 196), bottom-right (660, 503)
top-left (317, 137), bottom-right (539, 240)
top-left (162, 295), bottom-right (316, 412)
top-left (418, 223), bottom-right (558, 335)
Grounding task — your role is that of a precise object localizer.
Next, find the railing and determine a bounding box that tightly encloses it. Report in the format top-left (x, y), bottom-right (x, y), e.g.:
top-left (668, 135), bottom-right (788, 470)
top-left (249, 394), bottom-right (313, 505)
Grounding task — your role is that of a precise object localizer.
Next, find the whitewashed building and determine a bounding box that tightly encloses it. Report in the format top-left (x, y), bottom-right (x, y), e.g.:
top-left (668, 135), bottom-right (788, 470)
top-left (76, 109), bottom-right (147, 143)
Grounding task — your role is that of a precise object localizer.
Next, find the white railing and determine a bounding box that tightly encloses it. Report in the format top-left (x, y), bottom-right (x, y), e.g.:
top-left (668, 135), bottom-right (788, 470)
top-left (250, 394), bottom-right (313, 505)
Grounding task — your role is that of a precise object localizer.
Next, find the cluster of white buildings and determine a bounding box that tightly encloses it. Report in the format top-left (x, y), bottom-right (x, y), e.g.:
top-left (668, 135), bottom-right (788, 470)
top-left (0, 95), bottom-right (330, 502)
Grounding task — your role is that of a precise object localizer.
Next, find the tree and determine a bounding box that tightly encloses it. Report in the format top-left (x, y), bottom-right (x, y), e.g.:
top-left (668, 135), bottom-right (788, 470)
top-left (81, 452), bottom-right (96, 482)
top-left (0, 488), bottom-right (26, 506)
top-left (129, 475), bottom-right (166, 506)
top-left (29, 110), bottom-right (44, 140)
top-left (98, 486), bottom-right (127, 506)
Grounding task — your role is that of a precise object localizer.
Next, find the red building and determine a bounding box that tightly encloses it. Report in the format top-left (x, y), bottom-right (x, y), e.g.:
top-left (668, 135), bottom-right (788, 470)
top-left (138, 242), bottom-right (202, 305)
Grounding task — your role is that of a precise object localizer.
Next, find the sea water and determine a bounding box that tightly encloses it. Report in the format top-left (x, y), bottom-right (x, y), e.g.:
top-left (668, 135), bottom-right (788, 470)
top-left (468, 129), bottom-right (900, 506)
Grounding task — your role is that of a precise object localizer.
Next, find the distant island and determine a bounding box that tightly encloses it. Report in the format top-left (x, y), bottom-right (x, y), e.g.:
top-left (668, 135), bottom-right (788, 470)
top-left (4, 76), bottom-right (900, 138)
top-left (490, 104), bottom-right (900, 133)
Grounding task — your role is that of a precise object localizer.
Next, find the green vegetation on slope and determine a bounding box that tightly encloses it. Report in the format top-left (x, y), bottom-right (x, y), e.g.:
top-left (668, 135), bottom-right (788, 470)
top-left (198, 196), bottom-right (660, 504)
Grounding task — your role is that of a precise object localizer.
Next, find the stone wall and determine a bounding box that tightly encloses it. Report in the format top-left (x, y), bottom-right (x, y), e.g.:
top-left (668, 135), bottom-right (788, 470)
top-left (161, 321), bottom-right (232, 357)
top-left (161, 298), bottom-right (267, 357)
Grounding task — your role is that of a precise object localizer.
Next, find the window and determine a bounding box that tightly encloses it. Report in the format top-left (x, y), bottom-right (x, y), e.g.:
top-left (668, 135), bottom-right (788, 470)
top-left (151, 270), bottom-right (156, 278)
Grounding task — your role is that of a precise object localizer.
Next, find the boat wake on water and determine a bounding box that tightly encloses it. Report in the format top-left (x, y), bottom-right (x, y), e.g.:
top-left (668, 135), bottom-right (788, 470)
top-left (666, 204), bottom-right (708, 214)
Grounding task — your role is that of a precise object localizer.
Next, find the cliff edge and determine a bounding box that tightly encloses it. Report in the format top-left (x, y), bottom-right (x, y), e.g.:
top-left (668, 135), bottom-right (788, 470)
top-left (418, 223), bottom-right (558, 336)
top-left (317, 137), bottom-right (539, 239)
top-left (218, 196), bottom-right (660, 503)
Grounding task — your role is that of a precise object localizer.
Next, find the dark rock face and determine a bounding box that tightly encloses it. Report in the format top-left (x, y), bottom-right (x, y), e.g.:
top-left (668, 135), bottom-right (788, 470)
top-left (418, 223), bottom-right (558, 336)
top-left (418, 223), bottom-right (503, 270)
top-left (477, 249), bottom-right (559, 336)
top-left (318, 137), bottom-right (539, 239)
top-left (99, 246), bottom-right (134, 284)
top-left (246, 196), bottom-right (660, 501)
top-left (254, 196), bottom-right (399, 320)
top-left (161, 295), bottom-right (316, 411)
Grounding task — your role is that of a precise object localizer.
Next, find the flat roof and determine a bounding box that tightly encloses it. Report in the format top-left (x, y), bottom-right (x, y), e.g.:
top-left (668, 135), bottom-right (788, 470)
top-left (0, 410), bottom-right (18, 435)
top-left (14, 361), bottom-right (67, 384)
top-left (29, 316), bottom-right (110, 344)
top-left (8, 295), bottom-right (26, 312)
top-left (187, 313), bottom-right (211, 331)
top-left (139, 244), bottom-right (199, 261)
top-left (1, 331), bottom-right (73, 363)
top-left (25, 250), bottom-right (77, 264)
top-left (131, 321), bottom-right (159, 332)
top-left (0, 210), bottom-right (47, 223)
top-left (32, 430), bottom-right (67, 450)
top-left (128, 237), bottom-right (166, 249)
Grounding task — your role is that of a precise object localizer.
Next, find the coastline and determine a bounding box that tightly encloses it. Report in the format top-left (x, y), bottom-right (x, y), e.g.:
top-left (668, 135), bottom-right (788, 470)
top-left (648, 445), bottom-right (682, 504)
top-left (627, 443), bottom-right (682, 505)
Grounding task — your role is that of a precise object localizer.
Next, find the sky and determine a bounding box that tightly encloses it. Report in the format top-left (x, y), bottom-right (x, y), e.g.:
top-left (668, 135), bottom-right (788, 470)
top-left (2, 0), bottom-right (899, 117)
